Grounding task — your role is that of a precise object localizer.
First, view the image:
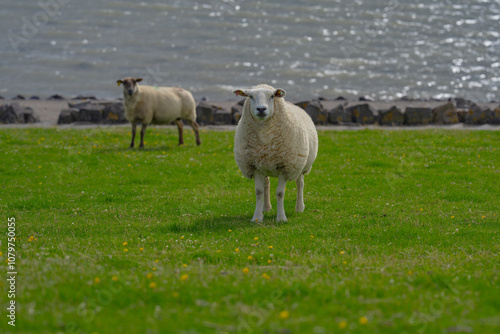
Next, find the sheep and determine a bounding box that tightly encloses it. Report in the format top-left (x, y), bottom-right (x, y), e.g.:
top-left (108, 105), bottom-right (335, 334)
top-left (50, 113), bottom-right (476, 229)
top-left (232, 84), bottom-right (318, 222)
top-left (117, 77), bottom-right (201, 148)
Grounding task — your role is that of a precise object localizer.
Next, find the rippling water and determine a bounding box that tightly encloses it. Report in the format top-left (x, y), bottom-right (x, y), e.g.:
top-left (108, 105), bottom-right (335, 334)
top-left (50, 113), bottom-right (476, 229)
top-left (1, 0), bottom-right (499, 101)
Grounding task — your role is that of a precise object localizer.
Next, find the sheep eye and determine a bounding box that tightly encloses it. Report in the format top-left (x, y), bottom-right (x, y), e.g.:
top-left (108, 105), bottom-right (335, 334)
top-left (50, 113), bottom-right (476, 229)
top-left (249, 96), bottom-right (254, 100)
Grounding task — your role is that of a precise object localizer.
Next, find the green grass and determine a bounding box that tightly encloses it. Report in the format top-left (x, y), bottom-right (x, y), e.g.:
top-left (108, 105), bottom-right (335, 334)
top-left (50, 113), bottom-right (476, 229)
top-left (0, 126), bottom-right (499, 334)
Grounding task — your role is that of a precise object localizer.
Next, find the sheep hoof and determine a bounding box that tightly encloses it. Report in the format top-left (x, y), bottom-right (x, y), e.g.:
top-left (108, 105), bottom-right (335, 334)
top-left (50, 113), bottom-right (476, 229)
top-left (251, 216), bottom-right (263, 223)
top-left (264, 204), bottom-right (272, 212)
top-left (276, 215), bottom-right (288, 222)
top-left (295, 204), bottom-right (305, 212)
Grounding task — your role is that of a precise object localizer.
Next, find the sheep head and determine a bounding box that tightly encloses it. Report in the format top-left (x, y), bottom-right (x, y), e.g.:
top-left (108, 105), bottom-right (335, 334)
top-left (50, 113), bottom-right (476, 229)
top-left (117, 77), bottom-right (143, 96)
top-left (233, 86), bottom-right (286, 121)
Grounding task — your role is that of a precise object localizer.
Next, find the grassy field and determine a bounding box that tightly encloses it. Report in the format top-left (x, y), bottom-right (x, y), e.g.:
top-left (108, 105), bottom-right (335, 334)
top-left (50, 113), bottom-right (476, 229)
top-left (0, 126), bottom-right (499, 334)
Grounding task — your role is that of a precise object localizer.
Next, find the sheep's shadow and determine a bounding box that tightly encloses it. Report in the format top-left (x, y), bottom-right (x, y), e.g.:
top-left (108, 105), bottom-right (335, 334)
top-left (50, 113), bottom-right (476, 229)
top-left (98, 145), bottom-right (174, 154)
top-left (159, 214), bottom-right (288, 234)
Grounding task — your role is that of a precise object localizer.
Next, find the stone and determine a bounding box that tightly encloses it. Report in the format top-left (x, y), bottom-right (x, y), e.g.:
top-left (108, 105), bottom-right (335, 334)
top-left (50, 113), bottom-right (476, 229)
top-left (19, 107), bottom-right (39, 124)
top-left (72, 95), bottom-right (97, 100)
top-left (0, 102), bottom-right (39, 124)
top-left (196, 101), bottom-right (215, 125)
top-left (13, 94), bottom-right (26, 100)
top-left (48, 94), bottom-right (65, 100)
top-left (348, 104), bottom-right (378, 124)
top-left (30, 96), bottom-right (40, 100)
top-left (379, 106), bottom-right (404, 126)
top-left (359, 95), bottom-right (375, 102)
top-left (489, 106), bottom-right (500, 125)
top-left (214, 109), bottom-right (233, 125)
top-left (78, 103), bottom-right (103, 123)
top-left (464, 103), bottom-right (488, 125)
top-left (102, 102), bottom-right (127, 124)
top-left (68, 100), bottom-right (92, 109)
top-left (231, 103), bottom-right (243, 124)
top-left (328, 104), bottom-right (351, 125)
top-left (404, 107), bottom-right (432, 125)
top-left (432, 103), bottom-right (458, 124)
top-left (295, 100), bottom-right (328, 125)
top-left (58, 108), bottom-right (79, 124)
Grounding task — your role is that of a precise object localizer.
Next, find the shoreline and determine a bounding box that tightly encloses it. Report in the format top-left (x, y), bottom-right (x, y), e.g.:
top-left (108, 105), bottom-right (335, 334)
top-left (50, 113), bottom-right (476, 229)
top-left (1, 97), bottom-right (499, 129)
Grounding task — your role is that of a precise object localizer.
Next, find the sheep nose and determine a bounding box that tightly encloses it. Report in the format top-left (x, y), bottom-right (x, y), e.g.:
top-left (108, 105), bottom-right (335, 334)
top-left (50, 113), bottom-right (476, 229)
top-left (256, 107), bottom-right (267, 113)
top-left (128, 89), bottom-right (134, 95)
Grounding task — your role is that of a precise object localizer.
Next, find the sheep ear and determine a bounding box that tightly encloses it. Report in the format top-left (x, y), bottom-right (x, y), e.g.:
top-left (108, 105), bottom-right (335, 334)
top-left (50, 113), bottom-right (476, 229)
top-left (274, 89), bottom-right (286, 98)
top-left (117, 80), bottom-right (123, 87)
top-left (233, 89), bottom-right (248, 97)
top-left (135, 78), bottom-right (143, 83)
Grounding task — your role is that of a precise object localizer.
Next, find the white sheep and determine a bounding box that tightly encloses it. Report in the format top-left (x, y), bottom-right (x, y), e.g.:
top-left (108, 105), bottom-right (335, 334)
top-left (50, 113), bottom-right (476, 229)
top-left (117, 77), bottom-right (201, 148)
top-left (232, 84), bottom-right (318, 222)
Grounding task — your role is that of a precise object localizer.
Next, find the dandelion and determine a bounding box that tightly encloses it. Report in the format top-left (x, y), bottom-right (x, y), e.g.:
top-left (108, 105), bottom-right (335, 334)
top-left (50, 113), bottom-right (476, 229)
top-left (235, 248), bottom-right (239, 252)
top-left (420, 208), bottom-right (423, 211)
top-left (28, 236), bottom-right (34, 242)
top-left (247, 256), bottom-right (253, 260)
top-left (343, 261), bottom-right (347, 264)
top-left (340, 251), bottom-right (345, 255)
top-left (267, 260), bottom-right (272, 264)
top-left (182, 264), bottom-right (188, 267)
top-left (408, 271), bottom-right (413, 275)
top-left (149, 282), bottom-right (157, 289)
top-left (0, 252), bottom-right (2, 257)
top-left (338, 321), bottom-right (348, 329)
top-left (229, 230), bottom-right (232, 232)
top-left (123, 248), bottom-right (128, 252)
top-left (139, 248), bottom-right (144, 251)
top-left (482, 216), bottom-right (486, 219)
top-left (152, 267), bottom-right (156, 271)
top-left (216, 250), bottom-right (221, 253)
top-left (279, 310), bottom-right (290, 319)
top-left (181, 274), bottom-right (189, 281)
top-left (181, 236), bottom-right (184, 240)
top-left (112, 276), bottom-right (118, 281)
top-left (451, 216), bottom-right (455, 219)
top-left (243, 268), bottom-right (249, 274)
top-left (254, 237), bottom-right (258, 241)
top-left (262, 273), bottom-right (271, 280)
top-left (155, 259), bottom-right (159, 263)
top-left (359, 316), bottom-right (368, 325)
top-left (147, 273), bottom-right (154, 279)
top-left (122, 242), bottom-right (128, 246)
top-left (172, 292), bottom-right (179, 298)
top-left (310, 235), bottom-right (314, 238)
top-left (94, 277), bottom-right (100, 284)
top-left (268, 246), bottom-right (273, 249)
top-left (354, 215), bottom-right (357, 217)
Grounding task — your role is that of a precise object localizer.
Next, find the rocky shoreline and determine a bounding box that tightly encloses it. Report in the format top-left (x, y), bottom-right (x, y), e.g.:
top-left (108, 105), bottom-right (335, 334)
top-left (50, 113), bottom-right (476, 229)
top-left (1, 94), bottom-right (499, 127)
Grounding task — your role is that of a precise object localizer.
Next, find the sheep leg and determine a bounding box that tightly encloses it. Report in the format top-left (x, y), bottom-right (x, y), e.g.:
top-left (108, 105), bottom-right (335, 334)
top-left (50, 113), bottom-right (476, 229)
top-left (263, 176), bottom-right (272, 212)
top-left (175, 119), bottom-right (184, 146)
top-left (251, 172), bottom-right (265, 223)
top-left (139, 123), bottom-right (147, 148)
top-left (130, 122), bottom-right (137, 148)
top-left (295, 174), bottom-right (305, 212)
top-left (276, 174), bottom-right (288, 222)
top-left (186, 120), bottom-right (201, 146)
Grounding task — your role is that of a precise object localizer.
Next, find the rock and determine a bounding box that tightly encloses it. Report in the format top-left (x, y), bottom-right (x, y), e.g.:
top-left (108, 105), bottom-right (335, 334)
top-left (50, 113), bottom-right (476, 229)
top-left (13, 94), bottom-right (26, 100)
top-left (72, 95), bottom-right (97, 100)
top-left (464, 103), bottom-right (488, 125)
top-left (233, 111), bottom-right (242, 124)
top-left (379, 106), bottom-right (404, 126)
top-left (348, 104), bottom-right (378, 124)
top-left (0, 95), bottom-right (4, 100)
top-left (237, 99), bottom-right (246, 106)
top-left (359, 95), bottom-right (375, 102)
top-left (196, 101), bottom-right (216, 125)
top-left (335, 96), bottom-right (347, 101)
top-left (295, 100), bottom-right (328, 125)
top-left (432, 103), bottom-right (458, 124)
top-left (102, 102), bottom-right (127, 124)
top-left (19, 107), bottom-right (39, 124)
top-left (489, 106), bottom-right (500, 125)
top-left (58, 108), bottom-right (79, 124)
top-left (78, 103), bottom-right (103, 123)
top-left (0, 102), bottom-right (40, 124)
top-left (48, 94), bottom-right (65, 100)
top-left (328, 104), bottom-right (351, 125)
top-left (30, 96), bottom-right (40, 100)
top-left (231, 103), bottom-right (243, 124)
top-left (404, 107), bottom-right (432, 125)
top-left (68, 100), bottom-right (92, 109)
top-left (214, 108), bottom-right (233, 125)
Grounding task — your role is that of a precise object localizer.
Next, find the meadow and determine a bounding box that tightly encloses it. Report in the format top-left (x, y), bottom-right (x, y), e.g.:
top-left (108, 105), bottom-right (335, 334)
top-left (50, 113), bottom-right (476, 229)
top-left (0, 126), bottom-right (498, 334)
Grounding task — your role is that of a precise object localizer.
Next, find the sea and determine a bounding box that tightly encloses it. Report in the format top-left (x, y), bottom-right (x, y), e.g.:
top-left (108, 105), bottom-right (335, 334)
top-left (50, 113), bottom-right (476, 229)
top-left (1, 0), bottom-right (499, 102)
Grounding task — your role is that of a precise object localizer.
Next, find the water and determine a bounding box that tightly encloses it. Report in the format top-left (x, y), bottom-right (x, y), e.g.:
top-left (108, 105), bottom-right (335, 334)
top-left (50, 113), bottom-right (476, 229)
top-left (1, 0), bottom-right (499, 102)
